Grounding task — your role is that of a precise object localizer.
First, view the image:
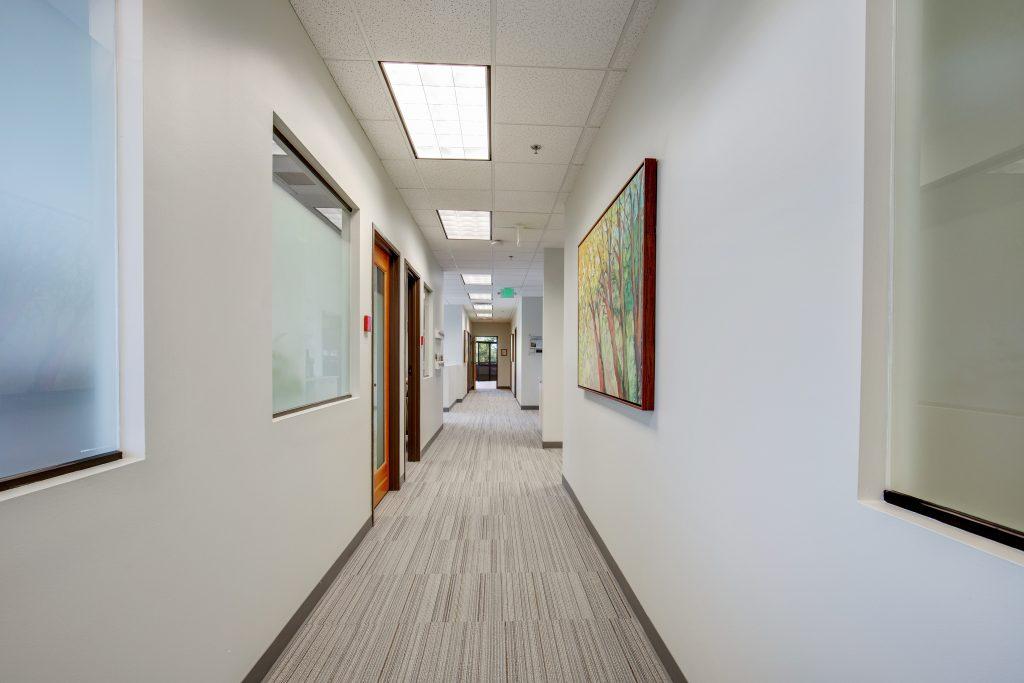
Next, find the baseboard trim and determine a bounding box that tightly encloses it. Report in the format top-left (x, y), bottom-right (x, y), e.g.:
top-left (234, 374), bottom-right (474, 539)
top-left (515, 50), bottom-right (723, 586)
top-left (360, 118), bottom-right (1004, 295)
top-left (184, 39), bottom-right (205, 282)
top-left (561, 476), bottom-right (687, 683)
top-left (422, 424), bottom-right (443, 455)
top-left (498, 385), bottom-right (511, 390)
top-left (443, 406), bottom-right (451, 413)
top-left (542, 441), bottom-right (563, 449)
top-left (520, 405), bottom-right (539, 411)
top-left (455, 397), bottom-right (463, 403)
top-left (243, 516), bottom-right (373, 682)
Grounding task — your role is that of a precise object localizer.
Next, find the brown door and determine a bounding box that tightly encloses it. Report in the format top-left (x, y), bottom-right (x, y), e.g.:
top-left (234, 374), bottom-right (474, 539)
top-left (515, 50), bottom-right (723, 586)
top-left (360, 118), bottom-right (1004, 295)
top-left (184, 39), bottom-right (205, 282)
top-left (466, 331), bottom-right (473, 392)
top-left (372, 244), bottom-right (391, 508)
top-left (406, 267), bottom-right (421, 462)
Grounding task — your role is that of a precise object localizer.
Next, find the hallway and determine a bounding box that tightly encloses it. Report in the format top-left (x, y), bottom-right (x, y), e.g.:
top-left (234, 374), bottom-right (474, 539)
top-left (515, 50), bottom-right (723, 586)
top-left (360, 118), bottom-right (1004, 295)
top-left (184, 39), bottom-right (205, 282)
top-left (266, 388), bottom-right (669, 681)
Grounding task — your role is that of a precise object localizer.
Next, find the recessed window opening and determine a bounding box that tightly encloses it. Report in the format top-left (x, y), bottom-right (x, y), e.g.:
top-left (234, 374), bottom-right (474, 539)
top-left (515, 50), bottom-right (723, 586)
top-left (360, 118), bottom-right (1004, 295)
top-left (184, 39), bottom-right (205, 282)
top-left (883, 0), bottom-right (1024, 551)
top-left (1, 0), bottom-right (122, 492)
top-left (272, 130), bottom-right (353, 417)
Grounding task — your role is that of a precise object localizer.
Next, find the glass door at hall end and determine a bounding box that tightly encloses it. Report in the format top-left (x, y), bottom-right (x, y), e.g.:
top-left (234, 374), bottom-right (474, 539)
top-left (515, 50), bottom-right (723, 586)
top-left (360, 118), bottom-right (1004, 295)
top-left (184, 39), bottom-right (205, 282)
top-left (475, 337), bottom-right (498, 382)
top-left (372, 244), bottom-right (391, 508)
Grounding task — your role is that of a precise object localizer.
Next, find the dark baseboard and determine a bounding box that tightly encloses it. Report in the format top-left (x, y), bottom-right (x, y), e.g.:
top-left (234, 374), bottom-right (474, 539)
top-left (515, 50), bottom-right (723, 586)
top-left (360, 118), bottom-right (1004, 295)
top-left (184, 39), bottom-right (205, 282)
top-left (542, 441), bottom-right (563, 449)
top-left (243, 516), bottom-right (372, 682)
top-left (422, 425), bottom-right (443, 455)
top-left (561, 476), bottom-right (687, 683)
top-left (443, 407), bottom-right (451, 413)
top-left (498, 385), bottom-right (511, 390)
top-left (401, 472), bottom-right (406, 484)
top-left (455, 397), bottom-right (463, 403)
top-left (520, 405), bottom-right (538, 411)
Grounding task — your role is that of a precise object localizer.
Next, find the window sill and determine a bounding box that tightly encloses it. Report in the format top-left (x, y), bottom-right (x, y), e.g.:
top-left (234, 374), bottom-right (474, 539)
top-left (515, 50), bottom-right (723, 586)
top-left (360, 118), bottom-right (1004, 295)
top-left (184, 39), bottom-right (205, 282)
top-left (859, 498), bottom-right (1024, 568)
top-left (0, 452), bottom-right (144, 504)
top-left (272, 394), bottom-right (358, 422)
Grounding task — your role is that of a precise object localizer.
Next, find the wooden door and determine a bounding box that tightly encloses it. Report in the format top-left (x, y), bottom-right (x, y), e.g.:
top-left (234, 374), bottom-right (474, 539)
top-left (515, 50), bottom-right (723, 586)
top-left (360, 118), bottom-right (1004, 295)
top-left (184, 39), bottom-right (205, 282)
top-left (466, 331), bottom-right (473, 392)
top-left (372, 244), bottom-right (391, 508)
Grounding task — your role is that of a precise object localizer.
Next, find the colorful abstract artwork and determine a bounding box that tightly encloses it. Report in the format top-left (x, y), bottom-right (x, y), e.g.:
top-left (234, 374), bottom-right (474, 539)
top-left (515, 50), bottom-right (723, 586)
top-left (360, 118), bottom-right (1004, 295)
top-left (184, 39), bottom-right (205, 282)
top-left (577, 159), bottom-right (657, 410)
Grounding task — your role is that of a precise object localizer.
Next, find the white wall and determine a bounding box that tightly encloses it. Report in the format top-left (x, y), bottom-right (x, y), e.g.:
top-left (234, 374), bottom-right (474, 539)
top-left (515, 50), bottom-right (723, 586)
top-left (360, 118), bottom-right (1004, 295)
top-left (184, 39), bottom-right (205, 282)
top-left (419, 286), bottom-right (443, 447)
top-left (515, 297), bottom-right (543, 408)
top-left (542, 249), bottom-right (564, 443)
top-left (442, 304), bottom-right (469, 408)
top-left (0, 0), bottom-right (442, 679)
top-left (562, 1), bottom-right (1024, 681)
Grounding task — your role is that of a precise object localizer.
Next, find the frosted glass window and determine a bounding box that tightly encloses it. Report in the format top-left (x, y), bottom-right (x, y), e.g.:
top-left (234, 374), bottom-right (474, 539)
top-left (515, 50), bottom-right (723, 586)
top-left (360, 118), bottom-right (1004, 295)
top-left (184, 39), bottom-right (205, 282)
top-left (272, 132), bottom-right (351, 416)
top-left (889, 0), bottom-right (1024, 535)
top-left (0, 0), bottom-right (120, 486)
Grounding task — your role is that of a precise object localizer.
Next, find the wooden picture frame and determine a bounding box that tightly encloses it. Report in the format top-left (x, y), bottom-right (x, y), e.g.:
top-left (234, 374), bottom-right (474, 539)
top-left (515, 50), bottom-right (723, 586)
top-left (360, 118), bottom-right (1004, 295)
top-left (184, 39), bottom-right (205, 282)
top-left (501, 348), bottom-right (508, 356)
top-left (577, 158), bottom-right (657, 410)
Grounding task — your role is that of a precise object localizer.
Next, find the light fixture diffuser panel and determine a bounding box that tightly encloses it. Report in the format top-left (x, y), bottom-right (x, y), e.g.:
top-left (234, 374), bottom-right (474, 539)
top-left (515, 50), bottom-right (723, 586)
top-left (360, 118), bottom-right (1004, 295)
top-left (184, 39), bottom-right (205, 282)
top-left (468, 292), bottom-right (492, 301)
top-left (438, 210), bottom-right (491, 240)
top-left (473, 304), bottom-right (493, 311)
top-left (462, 274), bottom-right (492, 285)
top-left (381, 62), bottom-right (490, 160)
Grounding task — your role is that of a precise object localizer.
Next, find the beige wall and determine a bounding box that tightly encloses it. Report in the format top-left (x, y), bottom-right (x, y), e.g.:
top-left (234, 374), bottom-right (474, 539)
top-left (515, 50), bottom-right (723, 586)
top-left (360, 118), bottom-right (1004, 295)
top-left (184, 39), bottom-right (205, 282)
top-left (470, 322), bottom-right (512, 388)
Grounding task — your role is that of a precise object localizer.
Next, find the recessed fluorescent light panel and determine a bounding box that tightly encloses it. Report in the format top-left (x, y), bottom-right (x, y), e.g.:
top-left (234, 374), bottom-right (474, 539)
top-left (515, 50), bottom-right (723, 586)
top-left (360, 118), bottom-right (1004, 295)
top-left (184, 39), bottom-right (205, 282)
top-left (468, 292), bottom-right (492, 301)
top-left (462, 274), bottom-right (491, 285)
top-left (478, 313), bottom-right (492, 318)
top-left (380, 62), bottom-right (490, 160)
top-left (438, 210), bottom-right (491, 240)
top-left (473, 304), bottom-right (493, 311)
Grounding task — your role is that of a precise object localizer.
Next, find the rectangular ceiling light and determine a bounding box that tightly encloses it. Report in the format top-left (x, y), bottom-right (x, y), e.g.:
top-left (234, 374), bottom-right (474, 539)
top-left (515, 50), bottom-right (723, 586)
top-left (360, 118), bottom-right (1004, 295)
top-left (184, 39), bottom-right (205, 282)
top-left (478, 313), bottom-right (492, 318)
top-left (473, 304), bottom-right (493, 311)
top-left (438, 210), bottom-right (491, 240)
top-left (468, 292), bottom-right (492, 301)
top-left (462, 273), bottom-right (491, 285)
top-left (380, 62), bottom-right (489, 160)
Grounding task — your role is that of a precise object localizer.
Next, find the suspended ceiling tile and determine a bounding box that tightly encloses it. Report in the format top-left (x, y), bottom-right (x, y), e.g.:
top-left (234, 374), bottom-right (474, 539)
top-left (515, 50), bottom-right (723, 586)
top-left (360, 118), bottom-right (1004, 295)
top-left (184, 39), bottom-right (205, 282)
top-left (552, 193), bottom-right (568, 215)
top-left (360, 119), bottom-right (412, 159)
top-left (493, 67), bottom-right (604, 126)
top-left (290, 0), bottom-right (371, 60)
top-left (493, 226), bottom-right (542, 243)
top-left (411, 209), bottom-right (442, 227)
top-left (559, 164), bottom-right (583, 194)
top-left (494, 190), bottom-right (557, 213)
top-left (398, 188), bottom-right (433, 210)
top-left (352, 0), bottom-right (491, 64)
top-left (610, 0), bottom-right (659, 69)
top-left (382, 159), bottom-right (422, 188)
top-left (493, 163), bottom-right (567, 192)
top-left (542, 231), bottom-right (568, 245)
top-left (326, 60), bottom-right (393, 120)
top-left (494, 0), bottom-right (634, 69)
top-left (493, 211), bottom-right (550, 231)
top-left (417, 160), bottom-right (492, 190)
top-left (572, 127), bottom-right (599, 164)
top-left (431, 188), bottom-right (493, 211)
top-left (492, 124), bottom-right (583, 164)
top-left (547, 213), bottom-right (565, 230)
top-left (587, 70), bottom-right (625, 127)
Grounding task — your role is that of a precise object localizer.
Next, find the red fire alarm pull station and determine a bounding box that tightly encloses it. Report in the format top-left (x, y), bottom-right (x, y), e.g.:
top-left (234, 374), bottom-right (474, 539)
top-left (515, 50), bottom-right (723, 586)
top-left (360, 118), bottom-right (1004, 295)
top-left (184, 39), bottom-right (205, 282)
top-left (363, 315), bottom-right (372, 332)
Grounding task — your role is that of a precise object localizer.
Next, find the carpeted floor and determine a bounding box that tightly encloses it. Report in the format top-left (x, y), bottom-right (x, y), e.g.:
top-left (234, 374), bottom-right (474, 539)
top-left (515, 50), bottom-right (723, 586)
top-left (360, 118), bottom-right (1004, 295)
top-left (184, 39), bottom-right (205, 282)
top-left (265, 387), bottom-right (670, 681)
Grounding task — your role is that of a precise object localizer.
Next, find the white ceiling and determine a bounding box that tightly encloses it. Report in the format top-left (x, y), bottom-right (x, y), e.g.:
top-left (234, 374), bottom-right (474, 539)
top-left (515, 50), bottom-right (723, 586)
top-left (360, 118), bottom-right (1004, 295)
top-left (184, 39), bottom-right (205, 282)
top-left (291, 0), bottom-right (657, 320)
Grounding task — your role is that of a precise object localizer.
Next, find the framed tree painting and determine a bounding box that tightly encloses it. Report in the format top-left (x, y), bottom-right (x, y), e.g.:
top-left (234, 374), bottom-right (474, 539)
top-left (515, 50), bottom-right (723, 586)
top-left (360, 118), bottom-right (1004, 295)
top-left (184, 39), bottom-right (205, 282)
top-left (577, 158), bottom-right (657, 410)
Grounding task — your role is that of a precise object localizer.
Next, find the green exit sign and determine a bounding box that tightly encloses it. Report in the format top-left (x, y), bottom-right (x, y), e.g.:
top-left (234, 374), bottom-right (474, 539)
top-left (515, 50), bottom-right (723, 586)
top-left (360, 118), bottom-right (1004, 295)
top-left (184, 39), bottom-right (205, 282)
top-left (499, 287), bottom-right (516, 298)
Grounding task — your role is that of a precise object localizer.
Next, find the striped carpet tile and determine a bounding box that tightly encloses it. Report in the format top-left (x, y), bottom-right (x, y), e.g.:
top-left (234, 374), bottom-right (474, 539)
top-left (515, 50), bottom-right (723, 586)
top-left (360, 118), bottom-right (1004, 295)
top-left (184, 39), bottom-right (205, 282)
top-left (265, 387), bottom-right (670, 682)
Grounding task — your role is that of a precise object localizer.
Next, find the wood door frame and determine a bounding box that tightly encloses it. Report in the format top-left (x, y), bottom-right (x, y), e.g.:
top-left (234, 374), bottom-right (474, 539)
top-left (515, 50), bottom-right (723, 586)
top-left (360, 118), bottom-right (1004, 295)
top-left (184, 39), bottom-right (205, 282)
top-left (372, 232), bottom-right (402, 513)
top-left (466, 331), bottom-right (473, 393)
top-left (405, 261), bottom-right (422, 462)
top-left (511, 328), bottom-right (517, 396)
